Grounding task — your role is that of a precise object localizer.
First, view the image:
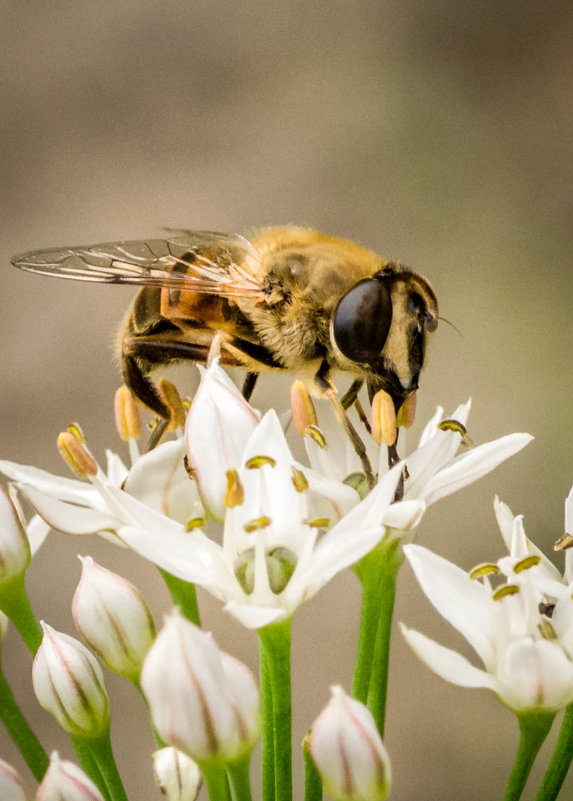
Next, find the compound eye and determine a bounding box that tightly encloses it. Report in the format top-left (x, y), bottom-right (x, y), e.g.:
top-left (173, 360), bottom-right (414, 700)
top-left (333, 278), bottom-right (392, 364)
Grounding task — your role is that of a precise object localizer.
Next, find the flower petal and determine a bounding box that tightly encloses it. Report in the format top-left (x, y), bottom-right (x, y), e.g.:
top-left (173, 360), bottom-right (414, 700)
top-left (0, 460), bottom-right (98, 504)
top-left (400, 624), bottom-right (495, 690)
top-left (223, 601), bottom-right (287, 629)
top-left (19, 485), bottom-right (121, 536)
top-left (499, 638), bottom-right (573, 712)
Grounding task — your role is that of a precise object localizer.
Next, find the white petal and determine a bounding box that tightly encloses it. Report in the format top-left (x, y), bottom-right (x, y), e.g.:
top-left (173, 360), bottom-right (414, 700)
top-left (403, 544), bottom-right (496, 667)
top-left (295, 462), bottom-right (359, 521)
top-left (494, 496), bottom-right (515, 552)
top-left (223, 601), bottom-right (287, 629)
top-left (20, 485), bottom-right (121, 536)
top-left (417, 405), bottom-right (444, 447)
top-left (421, 433), bottom-right (533, 506)
top-left (105, 451), bottom-right (129, 486)
top-left (566, 485), bottom-right (573, 535)
top-left (499, 639), bottom-right (573, 712)
top-left (26, 515), bottom-right (50, 555)
top-left (400, 624), bottom-right (494, 689)
top-left (382, 500), bottom-right (426, 531)
top-left (0, 460), bottom-right (98, 504)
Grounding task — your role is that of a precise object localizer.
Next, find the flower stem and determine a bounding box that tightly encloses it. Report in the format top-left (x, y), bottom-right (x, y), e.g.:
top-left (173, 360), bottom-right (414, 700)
top-left (201, 763), bottom-right (232, 801)
top-left (259, 618), bottom-right (293, 801)
top-left (227, 755), bottom-right (253, 801)
top-left (0, 668), bottom-right (49, 780)
top-left (535, 704), bottom-right (573, 801)
top-left (0, 575), bottom-right (42, 654)
top-left (259, 635), bottom-right (274, 801)
top-left (160, 570), bottom-right (201, 626)
top-left (86, 731), bottom-right (129, 801)
top-left (503, 713), bottom-right (555, 801)
top-left (302, 731), bottom-right (322, 801)
top-left (69, 735), bottom-right (109, 800)
top-left (366, 540), bottom-right (402, 736)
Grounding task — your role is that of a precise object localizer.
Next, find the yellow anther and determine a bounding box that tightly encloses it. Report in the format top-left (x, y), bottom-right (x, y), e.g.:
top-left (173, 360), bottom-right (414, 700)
top-left (224, 469), bottom-right (244, 508)
top-left (397, 391), bottom-right (417, 429)
top-left (469, 563), bottom-right (500, 580)
top-left (67, 422), bottom-right (86, 444)
top-left (305, 425), bottom-right (327, 449)
top-left (290, 380), bottom-right (318, 436)
top-left (245, 455), bottom-right (276, 469)
top-left (243, 516), bottom-right (271, 533)
top-left (371, 390), bottom-right (397, 446)
top-left (157, 380), bottom-right (186, 430)
top-left (555, 533), bottom-right (573, 552)
top-left (309, 518), bottom-right (330, 529)
top-left (291, 467), bottom-right (309, 493)
top-left (57, 431), bottom-right (97, 478)
top-left (114, 386), bottom-right (142, 440)
top-left (438, 419), bottom-right (467, 437)
top-left (492, 584), bottom-right (520, 601)
top-left (513, 555), bottom-right (542, 573)
top-left (538, 619), bottom-right (557, 640)
top-left (186, 516), bottom-right (207, 531)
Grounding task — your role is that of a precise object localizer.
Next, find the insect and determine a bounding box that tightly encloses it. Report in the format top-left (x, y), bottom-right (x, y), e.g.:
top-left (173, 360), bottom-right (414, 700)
top-left (12, 226), bottom-right (438, 483)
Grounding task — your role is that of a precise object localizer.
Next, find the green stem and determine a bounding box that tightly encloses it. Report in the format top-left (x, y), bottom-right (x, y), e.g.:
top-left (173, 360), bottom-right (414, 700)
top-left (227, 755), bottom-right (253, 801)
top-left (366, 541), bottom-right (402, 736)
top-left (535, 704), bottom-right (573, 801)
top-left (259, 618), bottom-right (293, 801)
top-left (0, 668), bottom-right (49, 780)
top-left (69, 735), bottom-right (109, 800)
top-left (160, 570), bottom-right (201, 626)
top-left (259, 634), bottom-right (275, 801)
top-left (201, 763), bottom-right (232, 801)
top-left (302, 731), bottom-right (322, 801)
top-left (503, 713), bottom-right (555, 801)
top-left (0, 575), bottom-right (42, 654)
top-left (86, 731), bottom-right (129, 801)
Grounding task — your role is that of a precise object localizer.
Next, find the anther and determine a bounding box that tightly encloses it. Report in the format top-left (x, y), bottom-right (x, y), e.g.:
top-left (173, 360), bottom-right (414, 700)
top-left (114, 386), bottom-right (142, 440)
top-left (57, 432), bottom-right (97, 478)
top-left (492, 584), bottom-right (520, 601)
top-left (290, 380), bottom-right (318, 436)
top-left (305, 425), bottom-right (327, 449)
top-left (371, 390), bottom-right (397, 446)
top-left (157, 380), bottom-right (186, 430)
top-left (245, 455), bottom-right (276, 469)
top-left (291, 467), bottom-right (309, 493)
top-left (513, 555), bottom-right (542, 573)
top-left (243, 516), bottom-right (271, 533)
top-left (224, 470), bottom-right (244, 508)
top-left (469, 563), bottom-right (500, 580)
top-left (186, 516), bottom-right (207, 531)
top-left (554, 534), bottom-right (573, 551)
top-left (397, 392), bottom-right (417, 429)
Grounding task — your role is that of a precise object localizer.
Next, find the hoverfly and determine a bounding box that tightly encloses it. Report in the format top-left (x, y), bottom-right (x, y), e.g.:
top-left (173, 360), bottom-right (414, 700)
top-left (12, 226), bottom-right (438, 484)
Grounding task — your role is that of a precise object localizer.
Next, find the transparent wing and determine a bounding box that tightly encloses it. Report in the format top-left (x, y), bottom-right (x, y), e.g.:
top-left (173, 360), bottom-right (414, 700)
top-left (11, 231), bottom-right (266, 298)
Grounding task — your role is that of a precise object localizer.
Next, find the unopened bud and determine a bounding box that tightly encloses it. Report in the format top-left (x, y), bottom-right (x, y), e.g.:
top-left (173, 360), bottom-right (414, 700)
top-left (0, 486), bottom-right (31, 583)
top-left (72, 557), bottom-right (156, 683)
top-left (114, 386), bottom-right (142, 440)
top-left (396, 391), bottom-right (416, 428)
top-left (310, 686), bottom-right (391, 801)
top-left (32, 623), bottom-right (110, 738)
top-left (224, 469), bottom-right (244, 508)
top-left (141, 612), bottom-right (260, 762)
top-left (57, 432), bottom-right (97, 479)
top-left (36, 752), bottom-right (105, 801)
top-left (290, 380), bottom-right (318, 436)
top-left (158, 380), bottom-right (186, 430)
top-left (153, 747), bottom-right (202, 801)
top-left (371, 390), bottom-right (397, 446)
top-left (0, 759), bottom-right (30, 801)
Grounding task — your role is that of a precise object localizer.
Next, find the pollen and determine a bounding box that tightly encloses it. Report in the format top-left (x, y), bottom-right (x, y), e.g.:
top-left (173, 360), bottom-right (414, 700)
top-left (309, 518), bottom-right (330, 529)
top-left (186, 516), bottom-right (207, 530)
top-left (224, 469), bottom-right (244, 508)
top-left (305, 425), bottom-right (327, 450)
top-left (243, 516), bottom-right (272, 533)
top-left (513, 555), bottom-right (542, 573)
top-left (291, 467), bottom-right (309, 493)
top-left (245, 455), bottom-right (276, 469)
top-left (492, 584), bottom-right (520, 601)
top-left (469, 562), bottom-right (500, 580)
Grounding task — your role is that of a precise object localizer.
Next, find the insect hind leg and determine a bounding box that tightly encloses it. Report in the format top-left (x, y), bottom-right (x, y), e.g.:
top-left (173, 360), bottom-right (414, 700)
top-left (121, 351), bottom-right (170, 419)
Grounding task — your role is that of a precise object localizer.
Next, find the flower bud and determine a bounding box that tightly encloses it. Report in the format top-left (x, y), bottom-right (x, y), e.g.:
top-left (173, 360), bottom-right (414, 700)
top-left (0, 485), bottom-right (31, 583)
top-left (153, 747), bottom-right (202, 801)
top-left (141, 612), bottom-right (260, 763)
top-left (36, 752), bottom-right (105, 801)
top-left (0, 759), bottom-right (30, 801)
top-left (310, 686), bottom-right (391, 801)
top-left (32, 623), bottom-right (110, 738)
top-left (185, 359), bottom-right (260, 521)
top-left (72, 556), bottom-right (156, 683)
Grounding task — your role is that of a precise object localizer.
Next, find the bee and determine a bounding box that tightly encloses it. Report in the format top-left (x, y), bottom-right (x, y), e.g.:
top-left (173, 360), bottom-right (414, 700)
top-left (12, 226), bottom-right (438, 481)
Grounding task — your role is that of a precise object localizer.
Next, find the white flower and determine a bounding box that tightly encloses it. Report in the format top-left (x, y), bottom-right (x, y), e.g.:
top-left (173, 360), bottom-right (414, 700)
top-left (0, 485), bottom-right (31, 583)
top-left (36, 752), bottom-right (105, 801)
top-left (141, 612), bottom-right (260, 763)
top-left (310, 686), bottom-right (391, 801)
top-left (0, 759), bottom-right (30, 801)
top-left (401, 543), bottom-right (573, 713)
top-left (153, 747), bottom-right (202, 801)
top-left (120, 410), bottom-right (414, 628)
top-left (0, 436), bottom-right (202, 545)
top-left (185, 358), bottom-right (261, 521)
top-left (32, 623), bottom-right (110, 737)
top-left (72, 556), bottom-right (156, 682)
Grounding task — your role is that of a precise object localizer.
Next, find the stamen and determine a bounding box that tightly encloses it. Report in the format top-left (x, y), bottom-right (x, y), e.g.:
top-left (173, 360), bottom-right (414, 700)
top-left (554, 533), bottom-right (573, 551)
top-left (245, 455), bottom-right (276, 469)
top-left (224, 469), bottom-right (244, 508)
top-left (469, 563), bottom-right (500, 580)
top-left (371, 390), bottom-right (397, 446)
top-left (290, 380), bottom-right (318, 436)
top-left (67, 422), bottom-right (86, 444)
top-left (492, 584), bottom-right (520, 601)
top-left (397, 392), bottom-right (417, 429)
top-left (305, 425), bottom-right (327, 449)
top-left (291, 467), bottom-right (309, 493)
top-left (114, 386), bottom-right (142, 441)
top-left (157, 380), bottom-right (186, 430)
top-left (309, 518), bottom-right (330, 529)
top-left (513, 555), bottom-right (542, 573)
top-left (438, 419), bottom-right (467, 436)
top-left (57, 432), bottom-right (97, 478)
top-left (186, 516), bottom-right (207, 531)
top-left (538, 619), bottom-right (557, 640)
top-left (243, 516), bottom-right (271, 533)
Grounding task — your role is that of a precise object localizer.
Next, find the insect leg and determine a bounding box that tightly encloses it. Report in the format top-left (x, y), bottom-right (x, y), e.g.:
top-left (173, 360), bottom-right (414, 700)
top-left (242, 372), bottom-right (258, 401)
top-left (122, 352), bottom-right (170, 419)
top-left (315, 362), bottom-right (376, 490)
top-left (340, 379), bottom-right (363, 409)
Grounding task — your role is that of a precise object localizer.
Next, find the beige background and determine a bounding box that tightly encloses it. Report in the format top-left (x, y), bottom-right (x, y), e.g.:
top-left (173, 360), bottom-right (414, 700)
top-left (1, 1), bottom-right (573, 799)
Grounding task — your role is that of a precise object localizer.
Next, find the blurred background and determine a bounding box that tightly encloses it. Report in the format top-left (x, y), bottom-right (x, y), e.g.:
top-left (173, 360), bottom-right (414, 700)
top-left (1, 1), bottom-right (573, 798)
